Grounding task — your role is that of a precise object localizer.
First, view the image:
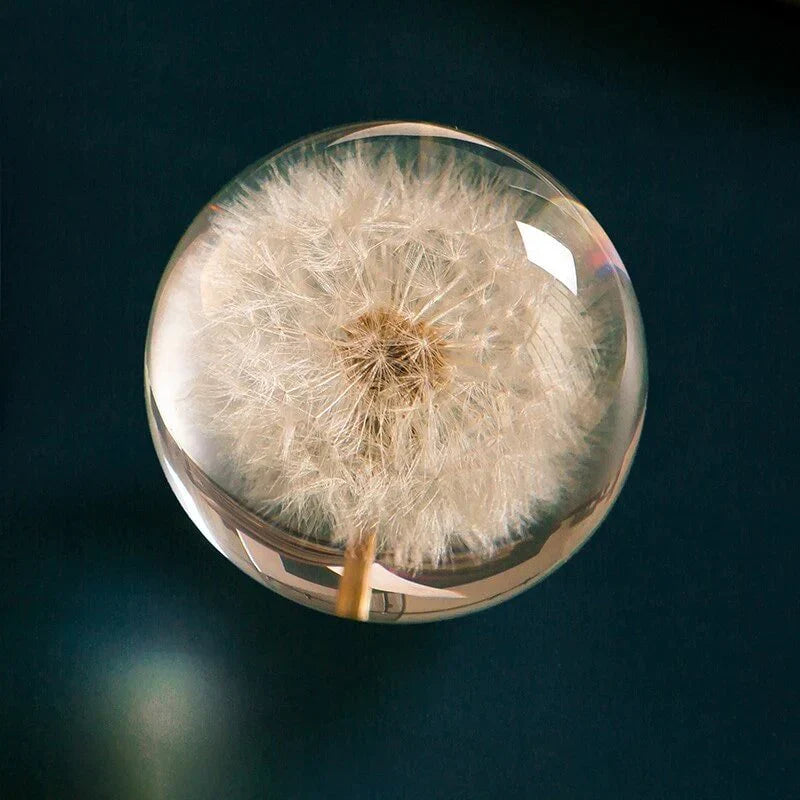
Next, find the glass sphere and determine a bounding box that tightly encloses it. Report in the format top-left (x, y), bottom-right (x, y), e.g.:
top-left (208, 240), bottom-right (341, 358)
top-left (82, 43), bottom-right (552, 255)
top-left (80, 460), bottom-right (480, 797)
top-left (145, 121), bottom-right (646, 622)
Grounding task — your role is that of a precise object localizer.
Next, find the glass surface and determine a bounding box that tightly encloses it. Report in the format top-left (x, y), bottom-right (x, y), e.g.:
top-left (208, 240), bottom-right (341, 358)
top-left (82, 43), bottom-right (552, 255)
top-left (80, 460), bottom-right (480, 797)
top-left (145, 121), bottom-right (647, 622)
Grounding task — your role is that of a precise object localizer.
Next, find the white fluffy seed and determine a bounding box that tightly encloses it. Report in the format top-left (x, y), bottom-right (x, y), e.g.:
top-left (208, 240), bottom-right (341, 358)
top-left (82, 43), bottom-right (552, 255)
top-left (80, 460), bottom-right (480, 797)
top-left (193, 145), bottom-right (613, 570)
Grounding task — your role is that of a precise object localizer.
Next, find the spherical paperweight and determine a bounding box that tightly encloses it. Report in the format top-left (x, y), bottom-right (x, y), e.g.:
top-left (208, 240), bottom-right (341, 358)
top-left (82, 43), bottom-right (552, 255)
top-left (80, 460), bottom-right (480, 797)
top-left (145, 121), bottom-right (647, 622)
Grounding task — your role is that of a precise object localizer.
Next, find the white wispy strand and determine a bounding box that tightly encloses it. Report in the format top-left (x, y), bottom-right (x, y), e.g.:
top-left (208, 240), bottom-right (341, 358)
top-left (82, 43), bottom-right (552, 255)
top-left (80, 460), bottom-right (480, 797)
top-left (194, 144), bottom-right (611, 569)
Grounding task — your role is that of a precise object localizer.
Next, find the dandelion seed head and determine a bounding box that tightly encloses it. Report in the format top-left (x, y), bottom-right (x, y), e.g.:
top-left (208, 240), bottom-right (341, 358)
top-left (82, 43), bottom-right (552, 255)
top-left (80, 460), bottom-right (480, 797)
top-left (192, 141), bottom-right (616, 569)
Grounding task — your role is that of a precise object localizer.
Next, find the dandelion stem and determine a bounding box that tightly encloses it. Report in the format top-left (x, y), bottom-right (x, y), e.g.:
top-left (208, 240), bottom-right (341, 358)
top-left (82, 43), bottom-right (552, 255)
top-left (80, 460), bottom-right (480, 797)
top-left (335, 530), bottom-right (377, 621)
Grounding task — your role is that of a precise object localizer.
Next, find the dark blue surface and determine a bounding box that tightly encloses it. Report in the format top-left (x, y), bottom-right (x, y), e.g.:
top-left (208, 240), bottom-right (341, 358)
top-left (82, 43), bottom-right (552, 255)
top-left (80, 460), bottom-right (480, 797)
top-left (2, 2), bottom-right (797, 797)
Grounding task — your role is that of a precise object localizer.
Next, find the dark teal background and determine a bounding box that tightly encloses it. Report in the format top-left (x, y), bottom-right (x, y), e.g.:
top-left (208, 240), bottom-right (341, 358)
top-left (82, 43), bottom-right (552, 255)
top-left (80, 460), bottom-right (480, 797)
top-left (2, 1), bottom-right (797, 798)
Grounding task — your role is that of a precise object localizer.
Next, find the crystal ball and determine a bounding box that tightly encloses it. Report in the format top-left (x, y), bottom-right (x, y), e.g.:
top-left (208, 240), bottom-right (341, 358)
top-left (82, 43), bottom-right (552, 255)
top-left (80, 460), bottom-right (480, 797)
top-left (145, 121), bottom-right (647, 622)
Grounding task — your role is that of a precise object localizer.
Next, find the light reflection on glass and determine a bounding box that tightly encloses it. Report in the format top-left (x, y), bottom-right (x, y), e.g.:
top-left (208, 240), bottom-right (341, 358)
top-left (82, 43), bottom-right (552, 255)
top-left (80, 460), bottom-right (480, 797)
top-left (515, 220), bottom-right (578, 294)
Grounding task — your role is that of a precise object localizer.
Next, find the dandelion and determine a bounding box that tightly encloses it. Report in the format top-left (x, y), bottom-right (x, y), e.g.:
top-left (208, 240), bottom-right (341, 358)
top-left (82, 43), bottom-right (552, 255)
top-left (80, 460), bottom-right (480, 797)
top-left (193, 142), bottom-right (613, 576)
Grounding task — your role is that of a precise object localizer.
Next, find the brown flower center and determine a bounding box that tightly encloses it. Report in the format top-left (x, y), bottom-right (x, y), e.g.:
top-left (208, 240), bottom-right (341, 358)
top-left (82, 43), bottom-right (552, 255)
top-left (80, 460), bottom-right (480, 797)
top-left (338, 307), bottom-right (449, 404)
